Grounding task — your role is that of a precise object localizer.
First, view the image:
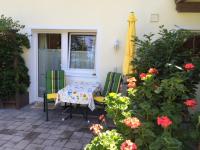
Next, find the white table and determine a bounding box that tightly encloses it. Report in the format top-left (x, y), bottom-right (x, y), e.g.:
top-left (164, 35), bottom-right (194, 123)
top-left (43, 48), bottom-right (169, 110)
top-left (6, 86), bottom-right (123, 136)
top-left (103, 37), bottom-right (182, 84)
top-left (56, 81), bottom-right (101, 111)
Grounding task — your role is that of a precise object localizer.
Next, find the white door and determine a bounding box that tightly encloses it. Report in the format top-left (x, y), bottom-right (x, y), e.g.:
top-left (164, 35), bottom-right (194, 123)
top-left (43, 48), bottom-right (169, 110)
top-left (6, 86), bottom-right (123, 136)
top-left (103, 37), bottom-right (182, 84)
top-left (38, 33), bottom-right (61, 97)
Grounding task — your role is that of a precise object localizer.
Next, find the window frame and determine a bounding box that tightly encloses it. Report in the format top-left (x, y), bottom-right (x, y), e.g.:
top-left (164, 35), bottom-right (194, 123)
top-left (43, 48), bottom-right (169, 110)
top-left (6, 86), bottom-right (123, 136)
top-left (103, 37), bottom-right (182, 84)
top-left (67, 32), bottom-right (97, 76)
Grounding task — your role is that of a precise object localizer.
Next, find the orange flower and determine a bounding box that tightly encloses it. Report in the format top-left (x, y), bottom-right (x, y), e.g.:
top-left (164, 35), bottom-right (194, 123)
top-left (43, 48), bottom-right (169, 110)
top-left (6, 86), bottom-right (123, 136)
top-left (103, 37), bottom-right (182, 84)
top-left (90, 124), bottom-right (103, 135)
top-left (157, 116), bottom-right (172, 128)
top-left (127, 82), bottom-right (136, 89)
top-left (127, 77), bottom-right (137, 83)
top-left (120, 140), bottom-right (137, 150)
top-left (99, 114), bottom-right (106, 122)
top-left (184, 99), bottom-right (198, 108)
top-left (148, 68), bottom-right (158, 75)
top-left (184, 63), bottom-right (195, 71)
top-left (123, 117), bottom-right (141, 129)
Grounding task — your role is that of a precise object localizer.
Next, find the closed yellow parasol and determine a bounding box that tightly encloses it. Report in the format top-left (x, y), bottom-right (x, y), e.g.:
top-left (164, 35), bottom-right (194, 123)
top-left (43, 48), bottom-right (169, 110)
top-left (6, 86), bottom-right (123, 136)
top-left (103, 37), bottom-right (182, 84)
top-left (122, 12), bottom-right (137, 75)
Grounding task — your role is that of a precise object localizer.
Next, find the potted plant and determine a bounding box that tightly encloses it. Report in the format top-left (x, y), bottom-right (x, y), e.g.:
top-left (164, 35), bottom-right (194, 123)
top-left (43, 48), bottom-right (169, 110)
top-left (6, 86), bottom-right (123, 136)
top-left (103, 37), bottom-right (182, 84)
top-left (0, 15), bottom-right (30, 109)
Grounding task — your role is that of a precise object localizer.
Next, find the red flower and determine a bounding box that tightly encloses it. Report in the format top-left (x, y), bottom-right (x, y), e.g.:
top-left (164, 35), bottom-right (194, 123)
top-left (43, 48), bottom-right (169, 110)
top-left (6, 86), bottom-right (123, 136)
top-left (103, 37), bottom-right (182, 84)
top-left (99, 114), bottom-right (106, 122)
top-left (127, 82), bottom-right (136, 89)
top-left (157, 116), bottom-right (172, 128)
top-left (148, 68), bottom-right (159, 75)
top-left (139, 73), bottom-right (147, 80)
top-left (184, 99), bottom-right (198, 108)
top-left (127, 77), bottom-right (137, 83)
top-left (184, 63), bottom-right (195, 71)
top-left (90, 124), bottom-right (103, 135)
top-left (120, 140), bottom-right (137, 150)
top-left (123, 117), bottom-right (141, 129)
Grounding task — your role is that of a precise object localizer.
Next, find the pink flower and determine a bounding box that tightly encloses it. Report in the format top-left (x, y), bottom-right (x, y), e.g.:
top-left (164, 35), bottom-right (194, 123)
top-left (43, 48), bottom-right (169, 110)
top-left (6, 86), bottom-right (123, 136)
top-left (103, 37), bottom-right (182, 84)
top-left (127, 82), bottom-right (136, 89)
top-left (123, 117), bottom-right (141, 129)
top-left (184, 99), bottom-right (198, 108)
top-left (157, 116), bottom-right (172, 128)
top-left (148, 68), bottom-right (159, 75)
top-left (120, 140), bottom-right (137, 150)
top-left (127, 77), bottom-right (137, 83)
top-left (98, 114), bottom-right (106, 122)
top-left (139, 73), bottom-right (147, 80)
top-left (90, 124), bottom-right (103, 135)
top-left (184, 63), bottom-right (195, 71)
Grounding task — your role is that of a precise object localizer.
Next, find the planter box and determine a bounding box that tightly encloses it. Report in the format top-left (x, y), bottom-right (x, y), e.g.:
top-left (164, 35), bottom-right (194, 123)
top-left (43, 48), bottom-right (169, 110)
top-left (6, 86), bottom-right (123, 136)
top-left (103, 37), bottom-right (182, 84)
top-left (1, 92), bottom-right (29, 109)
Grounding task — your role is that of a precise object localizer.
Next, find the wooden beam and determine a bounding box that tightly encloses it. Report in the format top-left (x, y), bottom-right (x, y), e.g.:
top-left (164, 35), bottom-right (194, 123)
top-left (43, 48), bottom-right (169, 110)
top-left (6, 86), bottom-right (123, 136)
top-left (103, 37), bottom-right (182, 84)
top-left (176, 2), bottom-right (200, 12)
top-left (175, 0), bottom-right (186, 4)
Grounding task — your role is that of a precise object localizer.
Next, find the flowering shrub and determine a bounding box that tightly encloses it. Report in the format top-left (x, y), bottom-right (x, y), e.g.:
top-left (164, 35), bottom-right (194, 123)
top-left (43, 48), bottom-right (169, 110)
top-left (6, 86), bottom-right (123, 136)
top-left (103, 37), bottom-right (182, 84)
top-left (184, 63), bottom-right (195, 71)
top-left (85, 130), bottom-right (124, 150)
top-left (123, 117), bottom-right (141, 129)
top-left (85, 28), bottom-right (200, 149)
top-left (157, 116), bottom-right (172, 128)
top-left (90, 124), bottom-right (103, 135)
top-left (120, 140), bottom-right (137, 150)
top-left (184, 99), bottom-right (198, 108)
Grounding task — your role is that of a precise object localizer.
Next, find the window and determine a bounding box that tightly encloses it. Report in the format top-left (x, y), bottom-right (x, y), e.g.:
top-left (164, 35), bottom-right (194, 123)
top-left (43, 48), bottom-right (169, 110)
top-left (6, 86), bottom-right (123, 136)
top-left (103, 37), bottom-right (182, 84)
top-left (68, 33), bottom-right (96, 70)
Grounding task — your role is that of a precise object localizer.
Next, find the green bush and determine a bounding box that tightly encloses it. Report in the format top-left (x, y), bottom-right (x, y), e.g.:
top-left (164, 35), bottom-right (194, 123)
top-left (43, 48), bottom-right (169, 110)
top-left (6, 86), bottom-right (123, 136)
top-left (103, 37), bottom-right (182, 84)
top-left (86, 27), bottom-right (200, 150)
top-left (0, 15), bottom-right (30, 99)
top-left (85, 130), bottom-right (124, 150)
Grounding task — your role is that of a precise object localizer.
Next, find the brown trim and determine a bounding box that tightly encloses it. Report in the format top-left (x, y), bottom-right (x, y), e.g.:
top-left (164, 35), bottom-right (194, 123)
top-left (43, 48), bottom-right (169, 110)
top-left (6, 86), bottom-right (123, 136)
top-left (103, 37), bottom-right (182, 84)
top-left (175, 0), bottom-right (186, 4)
top-left (176, 2), bottom-right (200, 12)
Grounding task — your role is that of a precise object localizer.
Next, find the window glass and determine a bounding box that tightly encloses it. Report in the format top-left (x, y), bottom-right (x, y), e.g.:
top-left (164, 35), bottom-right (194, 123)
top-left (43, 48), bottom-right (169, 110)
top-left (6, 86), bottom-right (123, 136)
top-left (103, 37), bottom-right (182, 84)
top-left (38, 33), bottom-right (61, 97)
top-left (38, 34), bottom-right (61, 49)
top-left (69, 34), bottom-right (96, 69)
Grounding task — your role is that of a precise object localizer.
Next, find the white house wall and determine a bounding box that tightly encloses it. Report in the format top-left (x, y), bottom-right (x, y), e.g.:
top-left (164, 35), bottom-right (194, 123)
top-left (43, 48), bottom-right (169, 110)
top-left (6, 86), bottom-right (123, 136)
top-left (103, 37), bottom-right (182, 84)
top-left (0, 0), bottom-right (200, 106)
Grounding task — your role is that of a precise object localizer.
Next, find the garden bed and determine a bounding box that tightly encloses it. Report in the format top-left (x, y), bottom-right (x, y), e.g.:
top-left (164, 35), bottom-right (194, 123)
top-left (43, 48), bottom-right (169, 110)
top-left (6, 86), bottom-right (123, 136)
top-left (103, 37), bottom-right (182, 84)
top-left (1, 92), bottom-right (29, 109)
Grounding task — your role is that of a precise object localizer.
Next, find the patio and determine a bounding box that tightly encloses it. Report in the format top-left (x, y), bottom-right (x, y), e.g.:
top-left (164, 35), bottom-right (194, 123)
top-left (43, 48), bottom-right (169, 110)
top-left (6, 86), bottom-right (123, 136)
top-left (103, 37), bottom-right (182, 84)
top-left (0, 104), bottom-right (96, 150)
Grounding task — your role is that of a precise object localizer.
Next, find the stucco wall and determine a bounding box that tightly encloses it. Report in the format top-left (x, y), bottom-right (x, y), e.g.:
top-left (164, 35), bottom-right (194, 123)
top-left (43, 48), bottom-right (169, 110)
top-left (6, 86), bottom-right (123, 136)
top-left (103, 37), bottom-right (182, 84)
top-left (0, 0), bottom-right (200, 104)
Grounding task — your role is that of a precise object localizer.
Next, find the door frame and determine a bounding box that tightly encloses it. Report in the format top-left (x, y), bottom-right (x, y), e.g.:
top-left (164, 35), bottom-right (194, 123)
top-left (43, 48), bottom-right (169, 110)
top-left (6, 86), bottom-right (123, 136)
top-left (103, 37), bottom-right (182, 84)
top-left (30, 27), bottom-right (100, 102)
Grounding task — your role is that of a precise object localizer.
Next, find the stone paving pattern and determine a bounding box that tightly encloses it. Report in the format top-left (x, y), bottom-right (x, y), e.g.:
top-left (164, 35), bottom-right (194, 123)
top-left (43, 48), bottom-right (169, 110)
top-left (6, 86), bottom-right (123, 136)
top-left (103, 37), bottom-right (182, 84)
top-left (0, 105), bottom-right (96, 150)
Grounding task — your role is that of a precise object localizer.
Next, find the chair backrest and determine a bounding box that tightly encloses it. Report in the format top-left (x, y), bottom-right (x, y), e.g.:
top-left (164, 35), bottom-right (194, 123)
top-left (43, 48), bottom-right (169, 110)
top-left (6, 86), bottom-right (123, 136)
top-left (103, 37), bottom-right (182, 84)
top-left (102, 72), bottom-right (115, 96)
top-left (111, 73), bottom-right (122, 93)
top-left (46, 70), bottom-right (65, 94)
top-left (102, 72), bottom-right (122, 96)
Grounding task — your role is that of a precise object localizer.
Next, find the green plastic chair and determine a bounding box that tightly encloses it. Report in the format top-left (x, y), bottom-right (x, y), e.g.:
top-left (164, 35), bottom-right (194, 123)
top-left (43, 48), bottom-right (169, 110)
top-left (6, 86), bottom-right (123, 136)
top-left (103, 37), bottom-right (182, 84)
top-left (44, 70), bottom-right (65, 121)
top-left (94, 72), bottom-right (122, 104)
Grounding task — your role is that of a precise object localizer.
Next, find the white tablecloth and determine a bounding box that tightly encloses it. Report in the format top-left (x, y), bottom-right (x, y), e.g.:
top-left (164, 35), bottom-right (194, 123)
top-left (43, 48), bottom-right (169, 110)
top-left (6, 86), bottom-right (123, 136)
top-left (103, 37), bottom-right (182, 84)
top-left (56, 81), bottom-right (101, 111)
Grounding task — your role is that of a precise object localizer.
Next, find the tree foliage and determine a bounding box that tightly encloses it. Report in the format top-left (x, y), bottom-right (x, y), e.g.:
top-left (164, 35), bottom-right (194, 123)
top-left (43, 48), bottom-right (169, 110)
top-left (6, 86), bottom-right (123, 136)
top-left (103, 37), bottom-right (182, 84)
top-left (0, 15), bottom-right (30, 99)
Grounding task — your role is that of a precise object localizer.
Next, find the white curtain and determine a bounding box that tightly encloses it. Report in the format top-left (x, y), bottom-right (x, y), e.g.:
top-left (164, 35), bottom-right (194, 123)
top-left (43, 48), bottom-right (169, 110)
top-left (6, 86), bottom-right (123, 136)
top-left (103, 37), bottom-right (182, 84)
top-left (70, 35), bottom-right (95, 69)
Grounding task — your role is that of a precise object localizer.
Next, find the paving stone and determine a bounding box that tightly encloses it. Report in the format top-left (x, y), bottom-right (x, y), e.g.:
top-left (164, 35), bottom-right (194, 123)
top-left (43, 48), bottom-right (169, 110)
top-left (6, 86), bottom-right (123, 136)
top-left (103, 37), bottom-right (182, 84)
top-left (0, 140), bottom-right (7, 146)
top-left (3, 147), bottom-right (21, 150)
top-left (1, 141), bottom-right (16, 148)
top-left (62, 131), bottom-right (73, 139)
top-left (24, 132), bottom-right (40, 141)
top-left (64, 141), bottom-right (82, 149)
top-left (47, 134), bottom-right (62, 140)
top-left (10, 136), bottom-right (24, 142)
top-left (53, 139), bottom-right (68, 147)
top-left (0, 129), bottom-right (16, 135)
top-left (32, 138), bottom-right (45, 145)
top-left (15, 140), bottom-right (30, 149)
top-left (34, 128), bottom-right (49, 133)
top-left (49, 129), bottom-right (64, 135)
top-left (42, 139), bottom-right (56, 146)
top-left (0, 135), bottom-right (13, 140)
top-left (38, 133), bottom-right (50, 139)
top-left (25, 144), bottom-right (44, 150)
top-left (0, 104), bottom-right (104, 150)
top-left (80, 138), bottom-right (91, 145)
top-left (43, 146), bottom-right (63, 150)
top-left (82, 133), bottom-right (92, 138)
top-left (62, 148), bottom-right (73, 150)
